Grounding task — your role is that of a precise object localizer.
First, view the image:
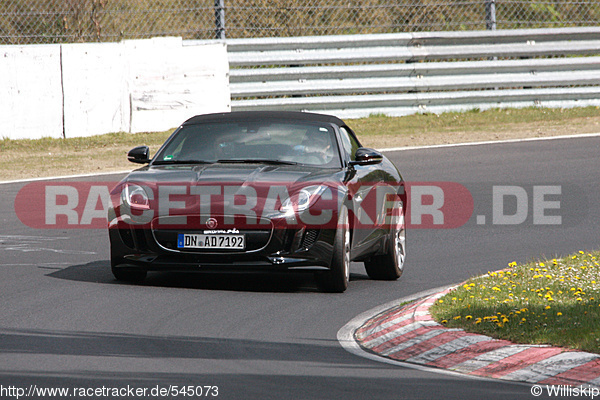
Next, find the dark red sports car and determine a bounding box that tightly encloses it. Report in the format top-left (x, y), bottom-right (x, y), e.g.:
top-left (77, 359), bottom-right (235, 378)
top-left (108, 111), bottom-right (405, 292)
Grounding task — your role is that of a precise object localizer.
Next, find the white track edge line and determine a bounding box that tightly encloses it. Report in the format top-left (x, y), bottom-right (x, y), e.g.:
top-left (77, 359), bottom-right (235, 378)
top-left (379, 132), bottom-right (600, 153)
top-left (0, 170), bottom-right (132, 185)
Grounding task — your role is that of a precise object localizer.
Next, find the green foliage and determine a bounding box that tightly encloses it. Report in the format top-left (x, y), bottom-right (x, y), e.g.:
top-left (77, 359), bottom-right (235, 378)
top-left (430, 251), bottom-right (600, 353)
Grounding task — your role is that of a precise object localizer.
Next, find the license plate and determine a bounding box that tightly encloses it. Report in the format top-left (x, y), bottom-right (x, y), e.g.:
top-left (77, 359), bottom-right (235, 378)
top-left (177, 234), bottom-right (245, 249)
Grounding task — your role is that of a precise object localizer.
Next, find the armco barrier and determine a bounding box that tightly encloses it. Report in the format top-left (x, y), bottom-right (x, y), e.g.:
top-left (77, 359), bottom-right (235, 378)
top-left (202, 27), bottom-right (600, 118)
top-left (4, 28), bottom-right (600, 140)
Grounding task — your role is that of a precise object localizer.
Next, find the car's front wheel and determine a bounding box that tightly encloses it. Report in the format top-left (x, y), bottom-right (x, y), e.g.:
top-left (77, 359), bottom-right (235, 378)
top-left (365, 206), bottom-right (405, 280)
top-left (111, 259), bottom-right (147, 283)
top-left (315, 206), bottom-right (350, 293)
top-left (111, 265), bottom-right (147, 283)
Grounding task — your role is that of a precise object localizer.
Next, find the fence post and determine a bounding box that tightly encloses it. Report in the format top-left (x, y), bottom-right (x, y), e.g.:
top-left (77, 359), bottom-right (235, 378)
top-left (485, 0), bottom-right (496, 30)
top-left (214, 0), bottom-right (226, 39)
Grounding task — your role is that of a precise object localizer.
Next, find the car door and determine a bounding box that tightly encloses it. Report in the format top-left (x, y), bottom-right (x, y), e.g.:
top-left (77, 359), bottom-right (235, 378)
top-left (338, 126), bottom-right (385, 260)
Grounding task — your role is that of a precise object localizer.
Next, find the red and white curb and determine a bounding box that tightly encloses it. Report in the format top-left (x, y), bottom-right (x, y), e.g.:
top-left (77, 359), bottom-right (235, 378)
top-left (350, 289), bottom-right (600, 388)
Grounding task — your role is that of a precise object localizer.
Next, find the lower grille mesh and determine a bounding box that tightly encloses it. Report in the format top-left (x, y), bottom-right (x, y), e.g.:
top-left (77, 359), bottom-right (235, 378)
top-left (301, 229), bottom-right (319, 249)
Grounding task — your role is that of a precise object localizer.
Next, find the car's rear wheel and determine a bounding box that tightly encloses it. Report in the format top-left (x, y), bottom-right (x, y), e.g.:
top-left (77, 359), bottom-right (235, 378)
top-left (364, 205), bottom-right (405, 280)
top-left (315, 206), bottom-right (350, 293)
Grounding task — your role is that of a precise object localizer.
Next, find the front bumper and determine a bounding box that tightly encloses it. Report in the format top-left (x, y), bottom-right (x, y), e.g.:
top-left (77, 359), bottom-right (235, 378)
top-left (109, 217), bottom-right (336, 273)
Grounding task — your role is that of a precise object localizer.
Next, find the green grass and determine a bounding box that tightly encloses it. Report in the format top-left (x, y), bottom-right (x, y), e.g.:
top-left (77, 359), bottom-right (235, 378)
top-left (0, 129), bottom-right (175, 180)
top-left (350, 106), bottom-right (600, 138)
top-left (429, 250), bottom-right (600, 354)
top-left (1, 106), bottom-right (599, 180)
top-left (0, 129), bottom-right (173, 152)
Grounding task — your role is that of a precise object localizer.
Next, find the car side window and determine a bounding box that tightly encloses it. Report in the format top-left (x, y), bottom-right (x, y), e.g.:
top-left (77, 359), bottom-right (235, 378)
top-left (339, 126), bottom-right (360, 161)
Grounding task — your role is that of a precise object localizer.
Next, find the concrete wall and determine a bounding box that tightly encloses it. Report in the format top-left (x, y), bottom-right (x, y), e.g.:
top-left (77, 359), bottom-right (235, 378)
top-left (0, 37), bottom-right (230, 140)
top-left (0, 45), bottom-right (63, 139)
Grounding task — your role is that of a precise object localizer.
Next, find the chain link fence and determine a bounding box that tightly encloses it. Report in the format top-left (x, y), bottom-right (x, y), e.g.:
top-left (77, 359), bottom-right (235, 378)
top-left (1, 0), bottom-right (599, 45)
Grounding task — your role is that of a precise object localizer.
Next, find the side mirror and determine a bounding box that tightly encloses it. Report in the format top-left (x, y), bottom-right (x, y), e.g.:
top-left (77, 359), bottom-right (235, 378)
top-left (127, 146), bottom-right (150, 164)
top-left (349, 148), bottom-right (383, 166)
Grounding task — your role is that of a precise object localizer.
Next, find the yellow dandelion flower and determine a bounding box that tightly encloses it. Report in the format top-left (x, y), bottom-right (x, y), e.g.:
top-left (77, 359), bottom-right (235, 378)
top-left (465, 315), bottom-right (473, 320)
top-left (557, 312), bottom-right (563, 316)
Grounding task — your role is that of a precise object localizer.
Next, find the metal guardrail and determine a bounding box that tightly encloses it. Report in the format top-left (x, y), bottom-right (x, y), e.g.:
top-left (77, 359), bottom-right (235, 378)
top-left (192, 27), bottom-right (600, 118)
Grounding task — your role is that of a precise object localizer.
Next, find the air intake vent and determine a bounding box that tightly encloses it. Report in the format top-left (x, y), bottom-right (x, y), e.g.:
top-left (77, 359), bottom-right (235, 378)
top-left (301, 229), bottom-right (319, 249)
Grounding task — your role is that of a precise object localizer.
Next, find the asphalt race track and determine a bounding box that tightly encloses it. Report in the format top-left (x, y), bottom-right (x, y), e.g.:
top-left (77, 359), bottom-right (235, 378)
top-left (0, 136), bottom-right (598, 399)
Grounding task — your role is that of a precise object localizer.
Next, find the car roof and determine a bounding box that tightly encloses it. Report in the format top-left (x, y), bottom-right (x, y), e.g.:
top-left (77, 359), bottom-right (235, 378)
top-left (182, 111), bottom-right (346, 127)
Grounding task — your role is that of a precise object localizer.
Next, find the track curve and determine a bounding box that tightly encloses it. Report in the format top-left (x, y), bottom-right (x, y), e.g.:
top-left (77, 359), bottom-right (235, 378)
top-left (0, 136), bottom-right (598, 399)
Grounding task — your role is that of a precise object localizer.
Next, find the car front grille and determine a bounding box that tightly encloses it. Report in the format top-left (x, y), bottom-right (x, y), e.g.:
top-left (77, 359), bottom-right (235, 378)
top-left (150, 215), bottom-right (274, 253)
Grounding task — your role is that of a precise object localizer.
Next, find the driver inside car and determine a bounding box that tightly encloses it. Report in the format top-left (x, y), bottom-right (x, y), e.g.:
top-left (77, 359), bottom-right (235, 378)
top-left (295, 127), bottom-right (334, 165)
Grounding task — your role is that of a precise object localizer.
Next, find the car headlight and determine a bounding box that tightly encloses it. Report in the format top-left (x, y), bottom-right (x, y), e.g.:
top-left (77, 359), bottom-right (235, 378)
top-left (121, 183), bottom-right (151, 210)
top-left (280, 185), bottom-right (329, 213)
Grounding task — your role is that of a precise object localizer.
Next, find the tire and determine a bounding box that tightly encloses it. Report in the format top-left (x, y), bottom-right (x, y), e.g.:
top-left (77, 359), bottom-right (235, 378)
top-left (364, 204), bottom-right (405, 281)
top-left (315, 206), bottom-right (350, 293)
top-left (111, 261), bottom-right (147, 283)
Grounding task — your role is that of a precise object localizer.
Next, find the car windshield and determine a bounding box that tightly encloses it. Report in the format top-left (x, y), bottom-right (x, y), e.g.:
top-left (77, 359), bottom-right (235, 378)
top-left (153, 120), bottom-right (342, 168)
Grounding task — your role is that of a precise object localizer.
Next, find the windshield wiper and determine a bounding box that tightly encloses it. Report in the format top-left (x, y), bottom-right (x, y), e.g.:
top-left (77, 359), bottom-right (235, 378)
top-left (216, 159), bottom-right (298, 165)
top-left (152, 159), bottom-right (214, 165)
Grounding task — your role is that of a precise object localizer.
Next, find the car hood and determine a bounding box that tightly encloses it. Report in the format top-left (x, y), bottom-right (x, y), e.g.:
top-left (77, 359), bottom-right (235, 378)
top-left (124, 163), bottom-right (346, 187)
